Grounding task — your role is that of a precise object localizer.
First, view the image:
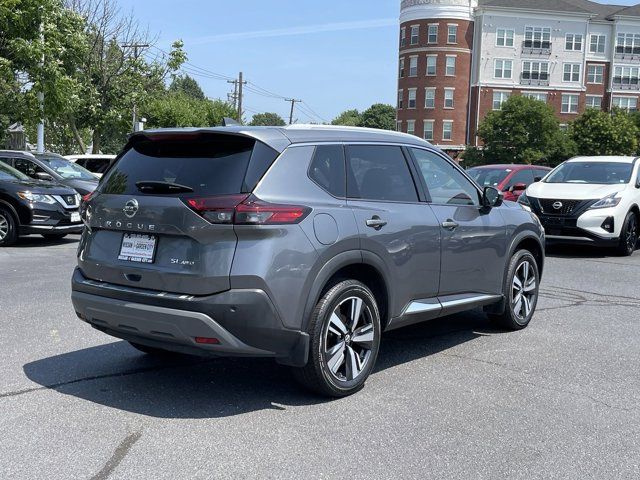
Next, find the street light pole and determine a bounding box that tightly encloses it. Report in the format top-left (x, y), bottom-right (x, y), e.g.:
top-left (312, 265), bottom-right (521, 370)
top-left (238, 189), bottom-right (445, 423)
top-left (36, 20), bottom-right (45, 153)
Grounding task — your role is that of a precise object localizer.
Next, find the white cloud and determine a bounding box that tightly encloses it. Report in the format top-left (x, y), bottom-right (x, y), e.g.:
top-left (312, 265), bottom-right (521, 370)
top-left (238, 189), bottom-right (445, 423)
top-left (188, 18), bottom-right (397, 45)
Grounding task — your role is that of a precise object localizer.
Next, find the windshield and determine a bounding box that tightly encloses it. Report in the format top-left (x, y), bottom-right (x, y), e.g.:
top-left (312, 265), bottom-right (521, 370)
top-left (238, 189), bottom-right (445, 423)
top-left (38, 156), bottom-right (97, 180)
top-left (0, 162), bottom-right (30, 181)
top-left (545, 162), bottom-right (633, 185)
top-left (467, 167), bottom-right (511, 187)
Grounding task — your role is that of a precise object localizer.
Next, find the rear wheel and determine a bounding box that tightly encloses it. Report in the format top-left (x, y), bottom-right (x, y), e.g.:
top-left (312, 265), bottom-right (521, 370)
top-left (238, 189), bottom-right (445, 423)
top-left (293, 280), bottom-right (381, 397)
top-left (616, 211), bottom-right (638, 257)
top-left (0, 207), bottom-right (18, 247)
top-left (41, 233), bottom-right (68, 241)
top-left (489, 250), bottom-right (540, 330)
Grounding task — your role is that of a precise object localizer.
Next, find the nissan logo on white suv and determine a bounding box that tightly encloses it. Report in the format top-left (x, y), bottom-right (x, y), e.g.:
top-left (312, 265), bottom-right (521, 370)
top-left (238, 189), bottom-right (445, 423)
top-left (552, 201), bottom-right (563, 210)
top-left (123, 199), bottom-right (139, 218)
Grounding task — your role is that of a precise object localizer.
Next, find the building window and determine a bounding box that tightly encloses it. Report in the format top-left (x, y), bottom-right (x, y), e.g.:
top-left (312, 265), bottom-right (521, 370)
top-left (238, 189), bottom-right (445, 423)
top-left (616, 33), bottom-right (640, 54)
top-left (565, 34), bottom-right (583, 51)
top-left (425, 88), bottom-right (436, 109)
top-left (407, 120), bottom-right (416, 136)
top-left (428, 24), bottom-right (438, 44)
top-left (586, 95), bottom-right (602, 109)
top-left (496, 29), bottom-right (514, 47)
top-left (424, 120), bottom-right (434, 141)
top-left (410, 25), bottom-right (419, 45)
top-left (525, 26), bottom-right (551, 49)
top-left (408, 89), bottom-right (417, 109)
top-left (409, 56), bottom-right (418, 77)
top-left (398, 90), bottom-right (403, 109)
top-left (493, 91), bottom-right (510, 110)
top-left (613, 66), bottom-right (640, 86)
top-left (448, 24), bottom-right (458, 44)
top-left (397, 120), bottom-right (402, 132)
top-left (494, 59), bottom-right (513, 79)
top-left (522, 61), bottom-right (549, 81)
top-left (563, 63), bottom-right (581, 82)
top-left (561, 94), bottom-right (579, 114)
top-left (399, 58), bottom-right (405, 78)
top-left (444, 88), bottom-right (454, 109)
top-left (590, 34), bottom-right (606, 54)
top-left (426, 55), bottom-right (437, 76)
top-left (442, 121), bottom-right (453, 141)
top-left (587, 65), bottom-right (604, 84)
top-left (613, 96), bottom-right (638, 112)
top-left (400, 27), bottom-right (406, 47)
top-left (559, 124), bottom-right (569, 133)
top-left (445, 56), bottom-right (456, 76)
top-left (522, 92), bottom-right (548, 102)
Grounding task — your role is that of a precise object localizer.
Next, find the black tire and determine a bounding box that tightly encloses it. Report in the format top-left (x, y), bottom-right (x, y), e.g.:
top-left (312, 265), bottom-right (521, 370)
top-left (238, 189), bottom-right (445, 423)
top-left (616, 211), bottom-right (638, 257)
top-left (0, 206), bottom-right (18, 247)
top-left (292, 280), bottom-right (381, 397)
top-left (489, 250), bottom-right (540, 330)
top-left (128, 341), bottom-right (176, 357)
top-left (41, 233), bottom-right (68, 240)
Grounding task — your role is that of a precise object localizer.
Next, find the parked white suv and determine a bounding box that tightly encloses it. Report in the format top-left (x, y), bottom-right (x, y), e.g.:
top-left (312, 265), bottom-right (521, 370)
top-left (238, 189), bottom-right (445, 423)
top-left (519, 156), bottom-right (639, 256)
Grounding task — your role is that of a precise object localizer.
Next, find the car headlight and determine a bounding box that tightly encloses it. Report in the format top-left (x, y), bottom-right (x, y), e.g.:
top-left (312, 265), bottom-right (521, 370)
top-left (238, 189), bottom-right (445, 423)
top-left (589, 193), bottom-right (622, 210)
top-left (17, 191), bottom-right (57, 204)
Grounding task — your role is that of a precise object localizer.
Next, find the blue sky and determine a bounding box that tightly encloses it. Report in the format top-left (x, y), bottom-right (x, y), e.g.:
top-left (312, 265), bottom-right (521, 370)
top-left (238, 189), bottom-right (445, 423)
top-left (119, 0), bottom-right (639, 123)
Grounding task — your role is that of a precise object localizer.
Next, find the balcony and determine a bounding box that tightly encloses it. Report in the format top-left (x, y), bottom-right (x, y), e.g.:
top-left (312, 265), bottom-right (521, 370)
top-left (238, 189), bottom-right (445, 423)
top-left (614, 47), bottom-right (640, 61)
top-left (612, 78), bottom-right (640, 90)
top-left (522, 41), bottom-right (552, 56)
top-left (520, 73), bottom-right (550, 86)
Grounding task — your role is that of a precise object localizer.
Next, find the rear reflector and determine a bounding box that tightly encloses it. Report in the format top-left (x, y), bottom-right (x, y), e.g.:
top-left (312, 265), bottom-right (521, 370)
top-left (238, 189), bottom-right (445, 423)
top-left (195, 337), bottom-right (220, 345)
top-left (184, 194), bottom-right (310, 225)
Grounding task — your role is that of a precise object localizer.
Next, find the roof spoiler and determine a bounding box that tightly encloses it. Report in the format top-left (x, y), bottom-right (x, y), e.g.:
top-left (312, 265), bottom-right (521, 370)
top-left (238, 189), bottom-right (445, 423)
top-left (222, 117), bottom-right (240, 127)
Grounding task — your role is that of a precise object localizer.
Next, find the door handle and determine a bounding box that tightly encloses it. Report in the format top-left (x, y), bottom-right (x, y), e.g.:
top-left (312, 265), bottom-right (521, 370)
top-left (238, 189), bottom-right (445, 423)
top-left (441, 219), bottom-right (459, 231)
top-left (366, 216), bottom-right (387, 230)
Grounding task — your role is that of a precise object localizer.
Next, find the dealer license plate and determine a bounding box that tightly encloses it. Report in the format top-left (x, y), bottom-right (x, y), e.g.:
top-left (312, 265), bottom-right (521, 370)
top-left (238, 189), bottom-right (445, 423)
top-left (118, 233), bottom-right (157, 263)
top-left (71, 212), bottom-right (81, 223)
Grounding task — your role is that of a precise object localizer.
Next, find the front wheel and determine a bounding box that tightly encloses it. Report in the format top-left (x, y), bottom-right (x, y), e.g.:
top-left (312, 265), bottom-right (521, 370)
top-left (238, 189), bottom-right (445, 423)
top-left (293, 280), bottom-right (381, 397)
top-left (0, 207), bottom-right (18, 247)
top-left (616, 211), bottom-right (638, 257)
top-left (489, 250), bottom-right (540, 330)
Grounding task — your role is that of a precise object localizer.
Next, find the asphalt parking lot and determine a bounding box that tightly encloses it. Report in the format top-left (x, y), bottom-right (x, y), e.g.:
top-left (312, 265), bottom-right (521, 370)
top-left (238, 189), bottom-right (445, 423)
top-left (1, 235), bottom-right (639, 480)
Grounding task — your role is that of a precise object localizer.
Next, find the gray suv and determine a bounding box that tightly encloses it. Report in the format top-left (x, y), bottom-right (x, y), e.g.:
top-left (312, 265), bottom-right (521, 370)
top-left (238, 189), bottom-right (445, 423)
top-left (72, 126), bottom-right (544, 396)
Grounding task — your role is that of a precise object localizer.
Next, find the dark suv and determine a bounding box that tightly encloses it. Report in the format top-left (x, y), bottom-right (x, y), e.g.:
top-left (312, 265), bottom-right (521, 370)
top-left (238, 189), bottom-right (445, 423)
top-left (0, 161), bottom-right (82, 246)
top-left (72, 126), bottom-right (545, 396)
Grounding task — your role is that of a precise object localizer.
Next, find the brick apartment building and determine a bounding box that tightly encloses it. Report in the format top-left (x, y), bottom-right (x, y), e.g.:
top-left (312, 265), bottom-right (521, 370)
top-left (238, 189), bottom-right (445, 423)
top-left (397, 0), bottom-right (640, 155)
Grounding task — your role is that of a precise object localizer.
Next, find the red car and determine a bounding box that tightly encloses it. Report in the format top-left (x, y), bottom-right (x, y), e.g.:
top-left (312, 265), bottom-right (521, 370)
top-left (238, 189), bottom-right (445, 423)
top-left (467, 164), bottom-right (552, 202)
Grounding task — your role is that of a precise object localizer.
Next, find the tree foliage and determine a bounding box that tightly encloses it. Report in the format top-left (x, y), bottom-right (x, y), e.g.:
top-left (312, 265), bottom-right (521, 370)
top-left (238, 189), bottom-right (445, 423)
top-left (249, 112), bottom-right (286, 126)
top-left (331, 109), bottom-right (361, 127)
top-left (570, 108), bottom-right (638, 156)
top-left (169, 74), bottom-right (205, 100)
top-left (357, 104), bottom-right (396, 130)
top-left (145, 93), bottom-right (236, 129)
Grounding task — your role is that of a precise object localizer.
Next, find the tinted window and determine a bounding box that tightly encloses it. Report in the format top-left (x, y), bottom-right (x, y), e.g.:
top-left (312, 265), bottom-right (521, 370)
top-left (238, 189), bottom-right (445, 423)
top-left (411, 148), bottom-right (479, 206)
top-left (242, 141), bottom-right (280, 192)
top-left (506, 169), bottom-right (535, 189)
top-left (13, 158), bottom-right (45, 178)
top-left (467, 167), bottom-right (511, 187)
top-left (100, 134), bottom-right (258, 196)
top-left (308, 145), bottom-right (346, 197)
top-left (0, 161), bottom-right (29, 181)
top-left (346, 146), bottom-right (418, 202)
top-left (545, 162), bottom-right (633, 184)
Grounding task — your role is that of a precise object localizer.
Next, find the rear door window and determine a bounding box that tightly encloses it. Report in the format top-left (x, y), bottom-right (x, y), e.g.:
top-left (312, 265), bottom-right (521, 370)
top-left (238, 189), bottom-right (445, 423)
top-left (506, 169), bottom-right (535, 189)
top-left (100, 134), bottom-right (278, 196)
top-left (308, 145), bottom-right (346, 197)
top-left (346, 145), bottom-right (418, 202)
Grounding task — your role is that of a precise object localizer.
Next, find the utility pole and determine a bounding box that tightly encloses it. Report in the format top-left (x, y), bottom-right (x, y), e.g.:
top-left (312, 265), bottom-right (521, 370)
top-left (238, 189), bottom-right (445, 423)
top-left (121, 42), bottom-right (149, 132)
top-left (226, 79), bottom-right (238, 110)
top-left (36, 19), bottom-right (45, 153)
top-left (285, 98), bottom-right (302, 125)
top-left (226, 72), bottom-right (247, 123)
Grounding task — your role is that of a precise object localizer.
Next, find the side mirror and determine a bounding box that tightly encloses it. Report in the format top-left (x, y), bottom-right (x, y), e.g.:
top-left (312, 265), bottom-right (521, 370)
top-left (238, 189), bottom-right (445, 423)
top-left (35, 171), bottom-right (54, 181)
top-left (483, 186), bottom-right (503, 208)
top-left (508, 183), bottom-right (527, 193)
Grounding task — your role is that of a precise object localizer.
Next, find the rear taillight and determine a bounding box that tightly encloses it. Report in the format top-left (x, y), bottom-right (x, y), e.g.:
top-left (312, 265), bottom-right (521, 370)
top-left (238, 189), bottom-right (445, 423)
top-left (184, 194), bottom-right (310, 225)
top-left (82, 191), bottom-right (96, 203)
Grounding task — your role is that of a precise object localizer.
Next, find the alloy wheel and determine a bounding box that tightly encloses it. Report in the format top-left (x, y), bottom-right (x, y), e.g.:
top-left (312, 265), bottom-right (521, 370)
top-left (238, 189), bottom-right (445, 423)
top-left (511, 260), bottom-right (537, 322)
top-left (322, 296), bottom-right (375, 382)
top-left (0, 214), bottom-right (8, 241)
top-left (625, 217), bottom-right (638, 253)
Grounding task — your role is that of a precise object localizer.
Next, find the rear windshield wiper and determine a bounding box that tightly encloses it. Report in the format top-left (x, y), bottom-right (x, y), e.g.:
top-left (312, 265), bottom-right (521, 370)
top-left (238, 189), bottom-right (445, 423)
top-left (135, 181), bottom-right (194, 194)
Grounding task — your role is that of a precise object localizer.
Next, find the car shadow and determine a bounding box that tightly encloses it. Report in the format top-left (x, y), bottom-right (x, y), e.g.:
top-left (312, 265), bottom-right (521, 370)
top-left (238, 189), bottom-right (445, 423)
top-left (12, 234), bottom-right (80, 248)
top-left (545, 244), bottom-right (624, 259)
top-left (22, 310), bottom-right (498, 418)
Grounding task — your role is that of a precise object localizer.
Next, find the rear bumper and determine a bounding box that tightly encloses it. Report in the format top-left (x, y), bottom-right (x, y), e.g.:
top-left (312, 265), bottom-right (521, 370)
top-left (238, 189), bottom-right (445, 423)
top-left (71, 268), bottom-right (309, 366)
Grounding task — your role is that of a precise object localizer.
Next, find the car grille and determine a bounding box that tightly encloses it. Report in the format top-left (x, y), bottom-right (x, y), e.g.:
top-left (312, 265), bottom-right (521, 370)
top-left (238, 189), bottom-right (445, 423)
top-left (538, 199), bottom-right (582, 216)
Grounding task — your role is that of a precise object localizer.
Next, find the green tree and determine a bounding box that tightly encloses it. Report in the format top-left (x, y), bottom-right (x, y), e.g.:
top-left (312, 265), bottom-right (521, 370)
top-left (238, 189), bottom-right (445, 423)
top-left (357, 104), bottom-right (396, 130)
top-left (169, 74), bottom-right (205, 100)
top-left (145, 92), bottom-right (235, 129)
top-left (570, 108), bottom-right (638, 156)
top-left (331, 109), bottom-right (361, 126)
top-left (475, 95), bottom-right (573, 166)
top-left (249, 112), bottom-right (286, 126)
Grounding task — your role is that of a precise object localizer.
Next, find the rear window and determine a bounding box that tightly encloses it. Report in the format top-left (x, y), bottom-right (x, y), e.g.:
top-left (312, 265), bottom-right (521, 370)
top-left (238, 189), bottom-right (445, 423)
top-left (100, 134), bottom-right (278, 196)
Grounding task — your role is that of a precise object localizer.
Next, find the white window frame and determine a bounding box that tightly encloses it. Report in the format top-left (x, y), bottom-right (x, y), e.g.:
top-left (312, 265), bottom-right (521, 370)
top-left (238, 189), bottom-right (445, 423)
top-left (396, 120), bottom-right (402, 132)
top-left (426, 55), bottom-right (437, 76)
top-left (425, 87), bottom-right (436, 109)
top-left (522, 61), bottom-right (549, 81)
top-left (399, 57), bottom-right (405, 78)
top-left (524, 26), bottom-right (551, 49)
top-left (444, 88), bottom-right (455, 109)
top-left (410, 25), bottom-right (420, 45)
top-left (589, 34), bottom-right (606, 54)
top-left (428, 24), bottom-right (438, 44)
top-left (587, 64), bottom-right (604, 84)
top-left (494, 59), bottom-right (513, 79)
top-left (447, 24), bottom-right (458, 44)
top-left (445, 55), bottom-right (456, 76)
top-left (616, 33), bottom-right (640, 55)
top-left (424, 120), bottom-right (434, 141)
top-left (565, 33), bottom-right (583, 51)
top-left (586, 95), bottom-right (602, 109)
top-left (407, 119), bottom-right (416, 136)
top-left (563, 63), bottom-right (581, 83)
top-left (613, 66), bottom-right (640, 86)
top-left (442, 120), bottom-right (453, 141)
top-left (496, 28), bottom-right (515, 47)
top-left (398, 89), bottom-right (403, 109)
top-left (408, 88), bottom-right (417, 109)
top-left (492, 91), bottom-right (510, 110)
top-left (612, 96), bottom-right (638, 112)
top-left (522, 91), bottom-right (548, 102)
top-left (400, 27), bottom-right (406, 47)
top-left (561, 94), bottom-right (579, 114)
top-left (409, 55), bottom-right (418, 77)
